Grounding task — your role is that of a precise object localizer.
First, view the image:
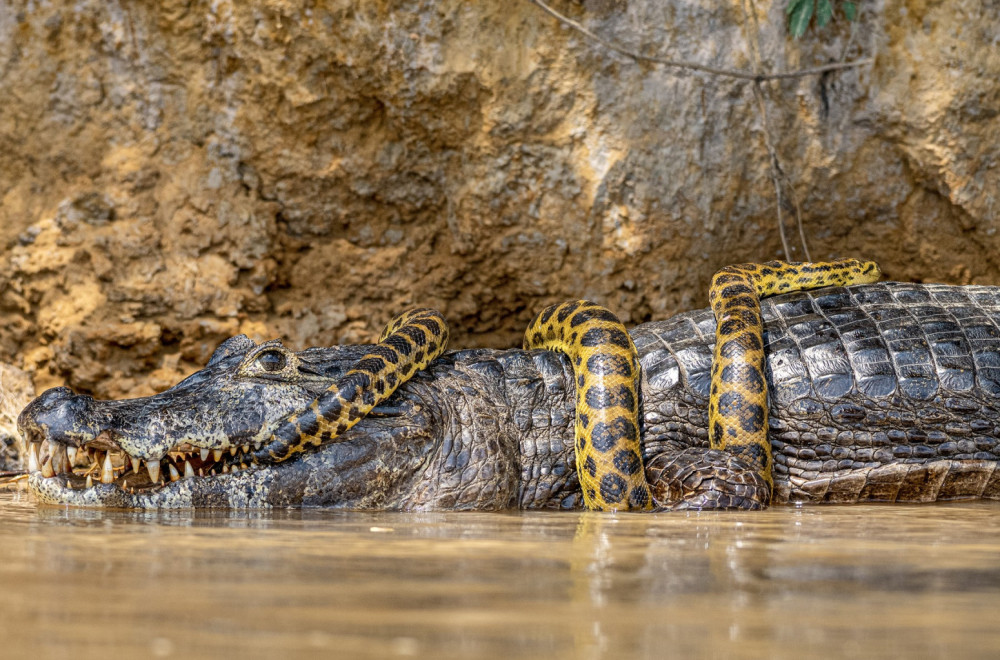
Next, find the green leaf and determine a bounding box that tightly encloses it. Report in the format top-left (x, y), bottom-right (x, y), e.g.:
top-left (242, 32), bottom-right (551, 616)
top-left (786, 0), bottom-right (809, 15)
top-left (816, 0), bottom-right (833, 27)
top-left (842, 1), bottom-right (857, 21)
top-left (788, 0), bottom-right (814, 38)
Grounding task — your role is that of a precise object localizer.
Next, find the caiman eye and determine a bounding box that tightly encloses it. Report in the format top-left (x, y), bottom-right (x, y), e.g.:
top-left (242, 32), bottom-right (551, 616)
top-left (257, 350), bottom-right (287, 372)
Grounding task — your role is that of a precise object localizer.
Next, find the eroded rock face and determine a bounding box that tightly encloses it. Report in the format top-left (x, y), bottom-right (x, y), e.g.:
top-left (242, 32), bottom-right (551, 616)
top-left (1, 0), bottom-right (998, 398)
top-left (0, 363), bottom-right (33, 470)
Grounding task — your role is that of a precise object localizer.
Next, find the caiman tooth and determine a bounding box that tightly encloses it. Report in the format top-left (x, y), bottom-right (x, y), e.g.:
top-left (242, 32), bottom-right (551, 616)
top-left (27, 443), bottom-right (40, 472)
top-left (41, 456), bottom-right (55, 478)
top-left (200, 448), bottom-right (210, 462)
top-left (86, 474), bottom-right (93, 489)
top-left (147, 461), bottom-right (161, 484)
top-left (168, 463), bottom-right (180, 482)
top-left (66, 446), bottom-right (77, 464)
top-left (212, 449), bottom-right (223, 462)
top-left (184, 461), bottom-right (194, 478)
top-left (222, 465), bottom-right (229, 473)
top-left (131, 456), bottom-right (142, 474)
top-left (50, 445), bottom-right (67, 475)
top-left (229, 446), bottom-right (237, 457)
top-left (100, 453), bottom-right (115, 484)
top-left (242, 444), bottom-right (249, 454)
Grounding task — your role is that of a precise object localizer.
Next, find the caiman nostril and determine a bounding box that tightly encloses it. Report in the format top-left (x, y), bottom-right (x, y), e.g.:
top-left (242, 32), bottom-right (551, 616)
top-left (35, 386), bottom-right (75, 403)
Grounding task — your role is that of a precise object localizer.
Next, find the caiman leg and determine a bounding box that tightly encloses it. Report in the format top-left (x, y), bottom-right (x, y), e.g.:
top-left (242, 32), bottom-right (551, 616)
top-left (253, 308), bottom-right (449, 463)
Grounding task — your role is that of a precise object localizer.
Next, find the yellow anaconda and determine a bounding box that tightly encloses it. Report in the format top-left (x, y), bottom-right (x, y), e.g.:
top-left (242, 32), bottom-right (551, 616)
top-left (707, 258), bottom-right (881, 491)
top-left (524, 301), bottom-right (653, 511)
top-left (254, 308), bottom-right (449, 462)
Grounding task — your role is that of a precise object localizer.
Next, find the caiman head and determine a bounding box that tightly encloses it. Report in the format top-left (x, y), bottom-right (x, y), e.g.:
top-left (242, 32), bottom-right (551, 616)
top-left (17, 335), bottom-right (443, 508)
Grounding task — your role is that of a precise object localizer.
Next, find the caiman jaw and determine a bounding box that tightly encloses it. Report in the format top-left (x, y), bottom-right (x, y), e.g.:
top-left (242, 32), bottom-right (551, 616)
top-left (26, 434), bottom-right (263, 494)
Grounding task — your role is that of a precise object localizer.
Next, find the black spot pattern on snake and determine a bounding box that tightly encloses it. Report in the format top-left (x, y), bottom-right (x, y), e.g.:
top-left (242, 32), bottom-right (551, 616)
top-left (629, 486), bottom-right (650, 508)
top-left (556, 301), bottom-right (582, 323)
top-left (580, 326), bottom-right (631, 350)
top-left (399, 326), bottom-right (428, 346)
top-left (585, 353), bottom-right (632, 378)
top-left (600, 473), bottom-right (627, 504)
top-left (383, 334), bottom-right (413, 357)
top-left (585, 384), bottom-right (635, 411)
top-left (720, 284), bottom-right (755, 299)
top-left (613, 448), bottom-right (642, 475)
top-left (721, 363), bottom-right (765, 394)
top-left (317, 394), bottom-right (342, 421)
top-left (353, 357), bottom-right (386, 375)
top-left (590, 418), bottom-right (638, 453)
top-left (296, 410), bottom-right (320, 438)
top-left (367, 345), bottom-right (401, 365)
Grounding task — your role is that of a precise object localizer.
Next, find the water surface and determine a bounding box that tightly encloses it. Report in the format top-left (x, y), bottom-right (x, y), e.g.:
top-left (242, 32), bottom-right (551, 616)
top-left (1, 492), bottom-right (997, 659)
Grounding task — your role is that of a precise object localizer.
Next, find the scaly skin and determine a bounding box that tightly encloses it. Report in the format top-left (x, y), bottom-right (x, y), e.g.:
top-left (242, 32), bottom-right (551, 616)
top-left (252, 309), bottom-right (448, 463)
top-left (524, 301), bottom-right (652, 511)
top-left (707, 259), bottom-right (882, 492)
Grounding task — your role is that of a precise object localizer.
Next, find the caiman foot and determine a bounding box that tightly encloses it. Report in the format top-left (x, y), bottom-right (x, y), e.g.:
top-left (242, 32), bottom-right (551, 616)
top-left (646, 446), bottom-right (771, 511)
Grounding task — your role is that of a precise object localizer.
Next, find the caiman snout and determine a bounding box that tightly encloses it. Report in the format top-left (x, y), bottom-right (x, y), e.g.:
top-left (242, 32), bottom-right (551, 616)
top-left (17, 386), bottom-right (98, 445)
top-left (18, 380), bottom-right (267, 495)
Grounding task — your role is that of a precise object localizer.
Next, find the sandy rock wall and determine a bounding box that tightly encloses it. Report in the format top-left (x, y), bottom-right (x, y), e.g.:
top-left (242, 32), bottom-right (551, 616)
top-left (0, 363), bottom-right (32, 470)
top-left (1, 0), bottom-right (998, 399)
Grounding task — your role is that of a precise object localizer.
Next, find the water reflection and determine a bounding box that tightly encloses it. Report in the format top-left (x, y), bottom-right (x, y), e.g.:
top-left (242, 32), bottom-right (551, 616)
top-left (1, 493), bottom-right (997, 659)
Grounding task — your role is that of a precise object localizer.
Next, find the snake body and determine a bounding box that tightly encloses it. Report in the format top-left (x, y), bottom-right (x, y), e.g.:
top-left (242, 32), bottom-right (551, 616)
top-left (707, 259), bottom-right (881, 491)
top-left (523, 301), bottom-right (653, 511)
top-left (254, 259), bottom-right (881, 511)
top-left (254, 308), bottom-right (449, 463)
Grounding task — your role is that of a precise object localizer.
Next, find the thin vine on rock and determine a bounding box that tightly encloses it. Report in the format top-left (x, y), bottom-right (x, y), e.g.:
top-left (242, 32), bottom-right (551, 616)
top-left (528, 0), bottom-right (871, 260)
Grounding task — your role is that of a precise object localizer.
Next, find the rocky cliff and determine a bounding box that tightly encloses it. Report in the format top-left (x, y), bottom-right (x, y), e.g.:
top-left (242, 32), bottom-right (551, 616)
top-left (1, 0), bottom-right (998, 399)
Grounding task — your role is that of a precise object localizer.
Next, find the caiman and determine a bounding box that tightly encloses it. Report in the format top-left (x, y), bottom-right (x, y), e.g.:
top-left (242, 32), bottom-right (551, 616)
top-left (16, 260), bottom-right (1000, 510)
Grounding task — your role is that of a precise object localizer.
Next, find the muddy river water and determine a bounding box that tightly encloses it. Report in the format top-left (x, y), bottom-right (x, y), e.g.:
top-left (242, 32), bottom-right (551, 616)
top-left (0, 492), bottom-right (997, 659)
